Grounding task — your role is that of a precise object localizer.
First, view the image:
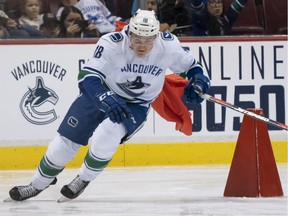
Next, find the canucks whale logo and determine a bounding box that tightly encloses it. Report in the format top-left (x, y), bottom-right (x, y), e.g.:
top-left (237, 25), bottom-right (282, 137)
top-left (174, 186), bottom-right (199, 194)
top-left (20, 76), bottom-right (59, 125)
top-left (117, 76), bottom-right (150, 97)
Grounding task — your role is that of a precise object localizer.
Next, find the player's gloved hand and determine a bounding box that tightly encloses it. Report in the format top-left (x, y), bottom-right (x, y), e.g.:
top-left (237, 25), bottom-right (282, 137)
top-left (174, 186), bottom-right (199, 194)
top-left (97, 91), bottom-right (133, 124)
top-left (184, 74), bottom-right (210, 103)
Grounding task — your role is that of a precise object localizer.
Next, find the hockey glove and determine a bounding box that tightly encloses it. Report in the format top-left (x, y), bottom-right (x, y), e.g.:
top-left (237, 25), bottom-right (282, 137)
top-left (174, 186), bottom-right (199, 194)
top-left (97, 91), bottom-right (133, 124)
top-left (184, 74), bottom-right (210, 103)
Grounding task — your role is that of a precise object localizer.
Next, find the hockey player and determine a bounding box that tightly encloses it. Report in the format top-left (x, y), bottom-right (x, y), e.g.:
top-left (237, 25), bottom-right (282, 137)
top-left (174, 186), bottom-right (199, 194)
top-left (7, 9), bottom-right (210, 202)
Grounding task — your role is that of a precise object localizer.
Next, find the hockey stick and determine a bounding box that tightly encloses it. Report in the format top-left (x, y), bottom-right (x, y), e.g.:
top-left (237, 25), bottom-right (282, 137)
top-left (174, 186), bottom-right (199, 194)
top-left (199, 93), bottom-right (288, 131)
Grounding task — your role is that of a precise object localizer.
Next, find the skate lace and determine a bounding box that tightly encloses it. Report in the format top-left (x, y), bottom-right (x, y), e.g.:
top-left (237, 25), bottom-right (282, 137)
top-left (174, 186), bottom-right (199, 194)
top-left (19, 185), bottom-right (39, 197)
top-left (68, 177), bottom-right (86, 194)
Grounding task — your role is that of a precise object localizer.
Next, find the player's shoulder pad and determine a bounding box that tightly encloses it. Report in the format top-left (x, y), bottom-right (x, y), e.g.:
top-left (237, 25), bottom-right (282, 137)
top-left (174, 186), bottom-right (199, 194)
top-left (108, 32), bottom-right (124, 43)
top-left (159, 32), bottom-right (175, 41)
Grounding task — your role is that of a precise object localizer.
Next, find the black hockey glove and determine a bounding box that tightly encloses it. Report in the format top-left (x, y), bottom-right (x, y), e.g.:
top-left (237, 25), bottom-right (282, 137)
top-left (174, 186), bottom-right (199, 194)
top-left (184, 74), bottom-right (210, 103)
top-left (96, 91), bottom-right (133, 124)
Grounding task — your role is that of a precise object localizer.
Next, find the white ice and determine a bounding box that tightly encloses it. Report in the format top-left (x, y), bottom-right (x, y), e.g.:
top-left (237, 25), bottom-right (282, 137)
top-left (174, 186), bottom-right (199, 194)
top-left (0, 165), bottom-right (287, 216)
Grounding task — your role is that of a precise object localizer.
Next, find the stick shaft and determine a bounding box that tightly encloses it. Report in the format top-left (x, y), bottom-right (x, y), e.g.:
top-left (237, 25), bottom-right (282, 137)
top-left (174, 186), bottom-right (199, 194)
top-left (201, 94), bottom-right (288, 131)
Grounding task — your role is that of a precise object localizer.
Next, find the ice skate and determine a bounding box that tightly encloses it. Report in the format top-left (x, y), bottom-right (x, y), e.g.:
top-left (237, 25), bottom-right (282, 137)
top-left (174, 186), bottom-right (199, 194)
top-left (5, 178), bottom-right (57, 202)
top-left (58, 175), bottom-right (89, 203)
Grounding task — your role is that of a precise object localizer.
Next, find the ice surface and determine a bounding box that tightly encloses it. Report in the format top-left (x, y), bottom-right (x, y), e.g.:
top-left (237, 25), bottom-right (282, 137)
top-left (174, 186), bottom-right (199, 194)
top-left (0, 165), bottom-right (287, 216)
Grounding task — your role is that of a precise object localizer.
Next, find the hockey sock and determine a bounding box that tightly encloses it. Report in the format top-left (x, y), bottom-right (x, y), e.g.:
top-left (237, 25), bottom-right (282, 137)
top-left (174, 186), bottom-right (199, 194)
top-left (78, 149), bottom-right (111, 182)
top-left (39, 155), bottom-right (64, 177)
top-left (32, 155), bottom-right (64, 190)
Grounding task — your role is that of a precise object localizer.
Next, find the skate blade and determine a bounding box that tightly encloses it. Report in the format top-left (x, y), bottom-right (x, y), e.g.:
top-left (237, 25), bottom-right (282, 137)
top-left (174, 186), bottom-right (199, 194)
top-left (57, 196), bottom-right (72, 203)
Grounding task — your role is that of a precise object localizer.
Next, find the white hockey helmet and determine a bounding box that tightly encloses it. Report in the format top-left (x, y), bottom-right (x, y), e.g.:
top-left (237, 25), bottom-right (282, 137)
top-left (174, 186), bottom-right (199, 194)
top-left (129, 9), bottom-right (160, 37)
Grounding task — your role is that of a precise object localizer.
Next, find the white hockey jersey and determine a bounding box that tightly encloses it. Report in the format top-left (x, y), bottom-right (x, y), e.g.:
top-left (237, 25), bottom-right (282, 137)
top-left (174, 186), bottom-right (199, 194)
top-left (80, 29), bottom-right (201, 104)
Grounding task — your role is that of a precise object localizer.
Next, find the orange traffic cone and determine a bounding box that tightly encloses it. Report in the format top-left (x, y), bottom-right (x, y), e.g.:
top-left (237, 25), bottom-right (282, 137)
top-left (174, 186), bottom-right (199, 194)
top-left (224, 108), bottom-right (283, 197)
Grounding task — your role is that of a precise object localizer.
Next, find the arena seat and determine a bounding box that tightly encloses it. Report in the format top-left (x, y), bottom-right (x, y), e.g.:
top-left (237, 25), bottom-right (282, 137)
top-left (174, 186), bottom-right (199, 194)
top-left (263, 0), bottom-right (287, 34)
top-left (0, 0), bottom-right (5, 11)
top-left (4, 0), bottom-right (20, 18)
top-left (224, 0), bottom-right (265, 35)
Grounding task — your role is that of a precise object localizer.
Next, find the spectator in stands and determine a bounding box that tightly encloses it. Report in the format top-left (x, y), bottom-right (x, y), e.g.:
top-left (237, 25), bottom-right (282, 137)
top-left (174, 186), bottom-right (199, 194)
top-left (0, 10), bottom-right (9, 38)
top-left (0, 9), bottom-right (31, 38)
top-left (183, 0), bottom-right (247, 36)
top-left (0, 25), bottom-right (9, 38)
top-left (39, 13), bottom-right (60, 38)
top-left (18, 0), bottom-right (44, 37)
top-left (172, 0), bottom-right (193, 36)
top-left (56, 0), bottom-right (127, 36)
top-left (58, 6), bottom-right (99, 38)
top-left (131, 0), bottom-right (138, 16)
top-left (147, 0), bottom-right (177, 32)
